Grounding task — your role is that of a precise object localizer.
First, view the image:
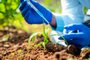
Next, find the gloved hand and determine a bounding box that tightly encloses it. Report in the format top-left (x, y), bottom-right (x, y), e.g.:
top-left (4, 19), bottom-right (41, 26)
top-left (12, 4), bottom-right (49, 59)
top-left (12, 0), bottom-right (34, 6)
top-left (62, 24), bottom-right (90, 48)
top-left (19, 0), bottom-right (53, 24)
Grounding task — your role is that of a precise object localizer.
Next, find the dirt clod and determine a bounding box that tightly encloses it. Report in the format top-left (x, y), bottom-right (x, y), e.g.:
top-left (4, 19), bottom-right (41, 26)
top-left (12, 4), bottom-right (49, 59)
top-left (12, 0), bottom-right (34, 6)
top-left (80, 48), bottom-right (90, 59)
top-left (46, 42), bottom-right (65, 52)
top-left (54, 52), bottom-right (60, 60)
top-left (66, 45), bottom-right (80, 55)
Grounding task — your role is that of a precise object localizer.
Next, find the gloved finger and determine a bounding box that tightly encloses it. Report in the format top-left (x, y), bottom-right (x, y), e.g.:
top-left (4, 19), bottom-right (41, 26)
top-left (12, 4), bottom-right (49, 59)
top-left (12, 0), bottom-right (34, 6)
top-left (64, 24), bottom-right (84, 31)
top-left (29, 0), bottom-right (51, 14)
top-left (68, 38), bottom-right (89, 46)
top-left (29, 0), bottom-right (52, 24)
top-left (19, 1), bottom-right (35, 16)
top-left (29, 0), bottom-right (44, 11)
top-left (24, 9), bottom-right (43, 24)
top-left (19, 1), bottom-right (27, 11)
top-left (67, 39), bottom-right (84, 48)
top-left (63, 29), bottom-right (67, 34)
top-left (20, 0), bottom-right (24, 3)
top-left (21, 2), bottom-right (32, 16)
top-left (24, 10), bottom-right (31, 23)
top-left (21, 6), bottom-right (29, 16)
top-left (63, 32), bottom-right (84, 40)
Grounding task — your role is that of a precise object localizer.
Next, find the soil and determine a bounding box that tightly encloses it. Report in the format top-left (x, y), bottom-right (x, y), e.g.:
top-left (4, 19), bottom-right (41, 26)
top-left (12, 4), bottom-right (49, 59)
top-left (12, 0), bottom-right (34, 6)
top-left (0, 26), bottom-right (90, 60)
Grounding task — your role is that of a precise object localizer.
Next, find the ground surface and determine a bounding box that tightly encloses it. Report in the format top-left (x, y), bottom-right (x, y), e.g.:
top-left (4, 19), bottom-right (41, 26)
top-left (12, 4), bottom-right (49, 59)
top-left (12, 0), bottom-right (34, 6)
top-left (0, 26), bottom-right (90, 60)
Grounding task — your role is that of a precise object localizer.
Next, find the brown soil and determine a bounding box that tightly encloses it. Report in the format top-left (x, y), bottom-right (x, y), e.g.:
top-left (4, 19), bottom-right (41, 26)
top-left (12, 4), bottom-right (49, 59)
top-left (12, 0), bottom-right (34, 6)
top-left (0, 26), bottom-right (90, 60)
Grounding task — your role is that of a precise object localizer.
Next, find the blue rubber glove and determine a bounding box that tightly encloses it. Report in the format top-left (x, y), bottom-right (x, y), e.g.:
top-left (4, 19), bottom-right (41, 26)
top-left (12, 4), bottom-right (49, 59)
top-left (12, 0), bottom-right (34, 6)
top-left (19, 0), bottom-right (53, 24)
top-left (63, 24), bottom-right (90, 48)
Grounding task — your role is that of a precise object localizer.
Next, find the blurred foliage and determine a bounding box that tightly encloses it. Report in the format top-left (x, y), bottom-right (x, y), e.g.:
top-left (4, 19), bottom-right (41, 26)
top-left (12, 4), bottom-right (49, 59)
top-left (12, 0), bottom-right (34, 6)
top-left (0, 0), bottom-right (29, 32)
top-left (0, 0), bottom-right (19, 26)
top-left (39, 0), bottom-right (62, 13)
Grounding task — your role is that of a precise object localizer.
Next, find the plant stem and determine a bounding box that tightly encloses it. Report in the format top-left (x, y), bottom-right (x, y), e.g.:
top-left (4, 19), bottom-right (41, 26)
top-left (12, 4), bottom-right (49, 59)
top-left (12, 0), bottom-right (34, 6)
top-left (61, 36), bottom-right (68, 45)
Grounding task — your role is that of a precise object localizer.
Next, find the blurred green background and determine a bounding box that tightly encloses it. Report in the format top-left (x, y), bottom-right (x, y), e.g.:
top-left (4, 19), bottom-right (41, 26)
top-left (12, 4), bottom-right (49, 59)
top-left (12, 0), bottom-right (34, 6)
top-left (0, 0), bottom-right (61, 33)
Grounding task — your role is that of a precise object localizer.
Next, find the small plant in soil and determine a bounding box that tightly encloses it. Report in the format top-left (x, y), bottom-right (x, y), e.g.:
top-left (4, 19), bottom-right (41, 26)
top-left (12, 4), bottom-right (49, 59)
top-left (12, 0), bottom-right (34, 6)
top-left (28, 24), bottom-right (49, 50)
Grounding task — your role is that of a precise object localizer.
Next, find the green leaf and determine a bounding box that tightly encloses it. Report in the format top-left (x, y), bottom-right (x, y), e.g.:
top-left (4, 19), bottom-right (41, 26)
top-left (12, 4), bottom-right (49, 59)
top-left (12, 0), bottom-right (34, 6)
top-left (41, 42), bottom-right (46, 50)
top-left (61, 36), bottom-right (68, 45)
top-left (2, 0), bottom-right (7, 4)
top-left (28, 32), bottom-right (40, 45)
top-left (34, 42), bottom-right (43, 48)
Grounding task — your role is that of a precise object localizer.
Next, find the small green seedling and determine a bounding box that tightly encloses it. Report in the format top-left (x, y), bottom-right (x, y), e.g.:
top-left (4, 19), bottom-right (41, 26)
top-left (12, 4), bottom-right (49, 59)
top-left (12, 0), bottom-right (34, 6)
top-left (28, 24), bottom-right (49, 50)
top-left (28, 32), bottom-right (39, 46)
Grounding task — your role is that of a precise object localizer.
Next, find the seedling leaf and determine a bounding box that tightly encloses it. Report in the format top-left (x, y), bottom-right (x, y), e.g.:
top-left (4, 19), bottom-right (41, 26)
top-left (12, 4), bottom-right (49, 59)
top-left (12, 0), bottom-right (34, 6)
top-left (28, 32), bottom-right (40, 45)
